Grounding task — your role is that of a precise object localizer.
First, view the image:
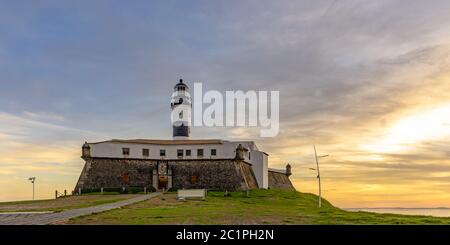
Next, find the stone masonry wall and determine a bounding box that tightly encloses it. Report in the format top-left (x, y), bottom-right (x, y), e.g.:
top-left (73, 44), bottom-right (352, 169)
top-left (76, 158), bottom-right (156, 189)
top-left (170, 160), bottom-right (252, 190)
top-left (239, 162), bottom-right (258, 189)
top-left (268, 171), bottom-right (295, 190)
top-left (75, 158), bottom-right (258, 191)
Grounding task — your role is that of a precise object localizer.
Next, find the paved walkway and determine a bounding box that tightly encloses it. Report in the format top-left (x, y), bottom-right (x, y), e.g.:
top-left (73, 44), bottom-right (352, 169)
top-left (0, 193), bottom-right (161, 225)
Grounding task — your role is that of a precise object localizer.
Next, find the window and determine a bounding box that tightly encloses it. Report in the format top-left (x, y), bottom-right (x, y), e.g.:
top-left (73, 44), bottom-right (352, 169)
top-left (142, 148), bottom-right (149, 157)
top-left (186, 149), bottom-right (191, 156)
top-left (122, 173), bottom-right (129, 183)
top-left (191, 175), bottom-right (198, 184)
top-left (177, 149), bottom-right (183, 157)
top-left (122, 148), bottom-right (130, 156)
top-left (197, 149), bottom-right (204, 157)
top-left (211, 149), bottom-right (217, 156)
top-left (160, 149), bottom-right (166, 157)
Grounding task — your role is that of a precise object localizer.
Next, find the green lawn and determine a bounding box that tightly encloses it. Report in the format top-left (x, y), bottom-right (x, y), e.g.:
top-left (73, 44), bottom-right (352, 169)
top-left (0, 194), bottom-right (139, 213)
top-left (67, 189), bottom-right (450, 224)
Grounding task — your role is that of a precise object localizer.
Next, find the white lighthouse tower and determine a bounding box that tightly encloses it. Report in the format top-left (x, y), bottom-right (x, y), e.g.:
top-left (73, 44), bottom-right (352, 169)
top-left (171, 79), bottom-right (191, 139)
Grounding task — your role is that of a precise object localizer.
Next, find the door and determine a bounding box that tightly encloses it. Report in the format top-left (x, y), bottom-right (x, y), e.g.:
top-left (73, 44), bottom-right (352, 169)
top-left (158, 176), bottom-right (168, 189)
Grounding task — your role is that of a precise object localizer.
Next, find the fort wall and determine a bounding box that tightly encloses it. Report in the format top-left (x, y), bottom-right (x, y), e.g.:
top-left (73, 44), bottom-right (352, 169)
top-left (268, 170), bottom-right (295, 190)
top-left (75, 158), bottom-right (262, 191)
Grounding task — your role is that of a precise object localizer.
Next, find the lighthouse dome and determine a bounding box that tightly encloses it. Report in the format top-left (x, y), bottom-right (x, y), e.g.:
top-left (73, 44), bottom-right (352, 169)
top-left (174, 79), bottom-right (189, 91)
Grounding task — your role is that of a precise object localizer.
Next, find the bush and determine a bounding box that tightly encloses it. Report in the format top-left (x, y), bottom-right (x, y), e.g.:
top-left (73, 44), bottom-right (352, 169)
top-left (102, 187), bottom-right (122, 193)
top-left (128, 187), bottom-right (143, 194)
top-left (80, 186), bottom-right (157, 194)
top-left (125, 186), bottom-right (158, 193)
top-left (80, 188), bottom-right (101, 194)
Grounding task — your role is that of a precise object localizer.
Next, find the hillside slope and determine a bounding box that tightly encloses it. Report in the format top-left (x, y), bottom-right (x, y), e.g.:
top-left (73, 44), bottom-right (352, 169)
top-left (67, 189), bottom-right (450, 224)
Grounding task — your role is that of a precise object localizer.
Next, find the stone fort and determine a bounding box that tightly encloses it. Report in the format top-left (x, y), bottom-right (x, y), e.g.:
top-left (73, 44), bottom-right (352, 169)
top-left (75, 79), bottom-right (294, 192)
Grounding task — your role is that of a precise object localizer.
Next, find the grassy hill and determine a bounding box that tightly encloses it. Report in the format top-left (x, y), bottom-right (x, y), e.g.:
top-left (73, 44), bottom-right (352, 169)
top-left (66, 189), bottom-right (450, 224)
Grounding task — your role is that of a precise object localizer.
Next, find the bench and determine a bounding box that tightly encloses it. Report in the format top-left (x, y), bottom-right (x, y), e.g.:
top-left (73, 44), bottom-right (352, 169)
top-left (177, 189), bottom-right (206, 200)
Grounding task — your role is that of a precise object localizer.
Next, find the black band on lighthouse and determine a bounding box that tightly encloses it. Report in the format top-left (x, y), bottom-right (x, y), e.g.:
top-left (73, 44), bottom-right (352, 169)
top-left (173, 124), bottom-right (189, 137)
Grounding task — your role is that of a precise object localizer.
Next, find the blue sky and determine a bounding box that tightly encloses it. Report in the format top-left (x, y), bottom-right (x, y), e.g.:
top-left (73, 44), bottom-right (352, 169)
top-left (1, 0), bottom-right (450, 207)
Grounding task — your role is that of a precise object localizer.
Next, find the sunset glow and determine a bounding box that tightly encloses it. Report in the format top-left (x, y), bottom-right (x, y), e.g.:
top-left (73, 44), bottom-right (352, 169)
top-left (1, 1), bottom-right (450, 209)
top-left (362, 103), bottom-right (450, 153)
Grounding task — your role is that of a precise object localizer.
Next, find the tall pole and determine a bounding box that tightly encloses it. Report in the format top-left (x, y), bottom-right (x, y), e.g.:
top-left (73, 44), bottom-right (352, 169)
top-left (28, 177), bottom-right (36, 201)
top-left (313, 145), bottom-right (322, 208)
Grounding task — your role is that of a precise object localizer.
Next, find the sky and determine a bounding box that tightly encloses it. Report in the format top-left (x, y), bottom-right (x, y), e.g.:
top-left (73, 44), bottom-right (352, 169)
top-left (1, 0), bottom-right (450, 208)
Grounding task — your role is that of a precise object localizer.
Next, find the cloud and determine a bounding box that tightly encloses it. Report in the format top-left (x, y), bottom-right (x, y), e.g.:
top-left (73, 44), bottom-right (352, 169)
top-left (22, 111), bottom-right (66, 122)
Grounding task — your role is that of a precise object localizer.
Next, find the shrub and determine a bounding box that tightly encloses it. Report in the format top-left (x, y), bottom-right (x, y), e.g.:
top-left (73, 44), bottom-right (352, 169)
top-left (102, 187), bottom-right (122, 193)
top-left (81, 188), bottom-right (101, 194)
top-left (128, 187), bottom-right (144, 194)
top-left (81, 186), bottom-right (157, 194)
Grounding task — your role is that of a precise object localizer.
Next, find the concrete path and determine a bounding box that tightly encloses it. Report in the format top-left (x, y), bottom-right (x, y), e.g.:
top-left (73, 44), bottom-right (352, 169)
top-left (0, 193), bottom-right (161, 225)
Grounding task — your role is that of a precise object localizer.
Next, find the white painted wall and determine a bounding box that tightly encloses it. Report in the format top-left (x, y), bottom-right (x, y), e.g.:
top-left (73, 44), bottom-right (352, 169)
top-left (88, 140), bottom-right (256, 161)
top-left (250, 151), bottom-right (268, 189)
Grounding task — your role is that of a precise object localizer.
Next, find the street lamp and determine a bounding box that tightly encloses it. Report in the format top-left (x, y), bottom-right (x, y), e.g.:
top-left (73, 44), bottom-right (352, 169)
top-left (28, 177), bottom-right (36, 200)
top-left (312, 145), bottom-right (328, 208)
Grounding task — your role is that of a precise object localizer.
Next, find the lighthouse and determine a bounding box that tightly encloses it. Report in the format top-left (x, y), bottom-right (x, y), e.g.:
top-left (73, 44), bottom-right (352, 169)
top-left (171, 79), bottom-right (191, 139)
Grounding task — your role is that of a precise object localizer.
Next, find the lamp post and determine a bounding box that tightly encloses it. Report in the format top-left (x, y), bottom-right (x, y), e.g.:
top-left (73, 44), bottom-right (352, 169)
top-left (313, 145), bottom-right (328, 208)
top-left (28, 177), bottom-right (36, 200)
